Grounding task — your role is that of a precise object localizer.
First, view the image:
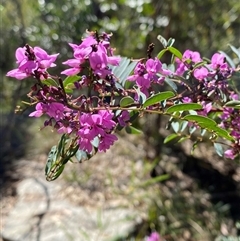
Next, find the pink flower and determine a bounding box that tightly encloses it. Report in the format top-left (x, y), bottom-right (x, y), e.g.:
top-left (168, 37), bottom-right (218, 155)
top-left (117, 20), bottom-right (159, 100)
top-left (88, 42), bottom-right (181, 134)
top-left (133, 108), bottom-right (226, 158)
top-left (117, 111), bottom-right (130, 127)
top-left (175, 49), bottom-right (202, 75)
top-left (98, 133), bottom-right (118, 152)
top-left (29, 102), bottom-right (46, 117)
top-left (34, 46), bottom-right (59, 69)
top-left (224, 149), bottom-right (235, 160)
top-left (61, 59), bottom-right (83, 76)
top-left (193, 67), bottom-right (209, 80)
top-left (147, 232), bottom-right (161, 241)
top-left (29, 102), bottom-right (66, 121)
top-left (6, 45), bottom-right (59, 80)
top-left (210, 53), bottom-right (225, 69)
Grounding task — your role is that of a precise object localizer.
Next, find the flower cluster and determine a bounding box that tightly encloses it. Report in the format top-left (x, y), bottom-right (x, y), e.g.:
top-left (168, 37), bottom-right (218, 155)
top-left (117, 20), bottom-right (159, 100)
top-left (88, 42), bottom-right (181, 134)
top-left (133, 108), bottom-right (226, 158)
top-left (61, 32), bottom-right (121, 79)
top-left (7, 32), bottom-right (130, 155)
top-left (6, 31), bottom-right (240, 162)
top-left (6, 45), bottom-right (59, 80)
top-left (128, 58), bottom-right (171, 100)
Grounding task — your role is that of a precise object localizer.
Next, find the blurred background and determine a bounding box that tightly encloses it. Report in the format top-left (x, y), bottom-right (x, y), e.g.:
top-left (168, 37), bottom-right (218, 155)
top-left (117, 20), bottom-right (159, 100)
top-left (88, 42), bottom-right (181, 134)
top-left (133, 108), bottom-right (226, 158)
top-left (1, 0), bottom-right (240, 240)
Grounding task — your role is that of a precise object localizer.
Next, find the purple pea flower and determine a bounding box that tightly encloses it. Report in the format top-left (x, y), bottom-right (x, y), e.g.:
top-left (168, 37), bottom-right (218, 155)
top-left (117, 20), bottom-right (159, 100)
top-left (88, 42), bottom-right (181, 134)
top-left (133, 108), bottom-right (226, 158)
top-left (29, 102), bottom-right (66, 121)
top-left (193, 67), bottom-right (209, 80)
top-left (34, 46), bottom-right (59, 69)
top-left (224, 149), bottom-right (235, 160)
top-left (6, 47), bottom-right (37, 80)
top-left (98, 133), bottom-right (118, 152)
top-left (117, 111), bottom-right (130, 127)
top-left (6, 45), bottom-right (59, 80)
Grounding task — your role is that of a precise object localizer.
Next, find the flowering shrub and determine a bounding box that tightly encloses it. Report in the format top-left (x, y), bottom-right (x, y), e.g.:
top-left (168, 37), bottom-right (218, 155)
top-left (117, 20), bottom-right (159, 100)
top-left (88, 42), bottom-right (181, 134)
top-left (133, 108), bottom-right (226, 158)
top-left (6, 30), bottom-right (240, 181)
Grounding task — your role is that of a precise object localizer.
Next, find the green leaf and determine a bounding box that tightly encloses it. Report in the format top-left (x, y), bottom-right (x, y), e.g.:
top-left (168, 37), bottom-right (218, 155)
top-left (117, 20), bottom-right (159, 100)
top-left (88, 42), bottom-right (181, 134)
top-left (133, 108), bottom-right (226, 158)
top-left (166, 103), bottom-right (202, 113)
top-left (125, 125), bottom-right (142, 134)
top-left (63, 75), bottom-right (80, 88)
top-left (157, 35), bottom-right (168, 48)
top-left (120, 96), bottom-right (135, 107)
top-left (184, 115), bottom-right (216, 127)
top-left (210, 126), bottom-right (234, 141)
top-left (45, 145), bottom-right (57, 175)
top-left (224, 100), bottom-right (240, 109)
top-left (184, 115), bottom-right (234, 141)
top-left (143, 91), bottom-right (175, 107)
top-left (164, 133), bottom-right (180, 144)
top-left (64, 84), bottom-right (74, 94)
top-left (157, 49), bottom-right (167, 59)
top-left (42, 78), bottom-right (59, 87)
top-left (167, 46), bottom-right (182, 60)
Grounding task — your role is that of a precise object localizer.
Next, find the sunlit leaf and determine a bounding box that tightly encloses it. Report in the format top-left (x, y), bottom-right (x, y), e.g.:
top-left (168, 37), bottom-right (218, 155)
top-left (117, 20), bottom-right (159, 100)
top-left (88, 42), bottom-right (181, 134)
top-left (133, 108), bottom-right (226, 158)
top-left (42, 78), bottom-right (58, 87)
top-left (167, 46), bottom-right (183, 60)
top-left (63, 75), bottom-right (80, 87)
top-left (157, 49), bottom-right (167, 59)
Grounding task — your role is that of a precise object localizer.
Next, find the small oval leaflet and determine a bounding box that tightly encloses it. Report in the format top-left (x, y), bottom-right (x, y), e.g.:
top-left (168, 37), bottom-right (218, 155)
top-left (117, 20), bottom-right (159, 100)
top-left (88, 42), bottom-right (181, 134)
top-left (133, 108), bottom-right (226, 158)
top-left (143, 91), bottom-right (175, 108)
top-left (166, 103), bottom-right (202, 113)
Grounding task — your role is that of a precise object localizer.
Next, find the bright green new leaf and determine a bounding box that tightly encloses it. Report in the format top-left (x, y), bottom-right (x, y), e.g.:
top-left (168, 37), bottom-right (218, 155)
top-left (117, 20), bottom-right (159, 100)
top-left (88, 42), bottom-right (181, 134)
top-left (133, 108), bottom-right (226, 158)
top-left (157, 49), bottom-right (167, 59)
top-left (143, 91), bottom-right (175, 107)
top-left (42, 78), bottom-right (58, 87)
top-left (166, 103), bottom-right (202, 113)
top-left (167, 46), bottom-right (183, 60)
top-left (63, 75), bottom-right (80, 88)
